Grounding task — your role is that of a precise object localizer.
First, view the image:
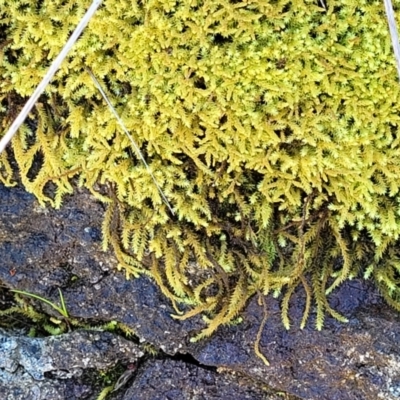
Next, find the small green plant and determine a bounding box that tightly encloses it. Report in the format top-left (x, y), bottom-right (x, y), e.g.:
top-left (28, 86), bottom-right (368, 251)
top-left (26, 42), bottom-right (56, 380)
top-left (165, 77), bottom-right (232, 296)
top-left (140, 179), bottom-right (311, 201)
top-left (0, 288), bottom-right (70, 335)
top-left (95, 386), bottom-right (113, 400)
top-left (11, 288), bottom-right (69, 319)
top-left (140, 342), bottom-right (159, 357)
top-left (95, 362), bottom-right (135, 400)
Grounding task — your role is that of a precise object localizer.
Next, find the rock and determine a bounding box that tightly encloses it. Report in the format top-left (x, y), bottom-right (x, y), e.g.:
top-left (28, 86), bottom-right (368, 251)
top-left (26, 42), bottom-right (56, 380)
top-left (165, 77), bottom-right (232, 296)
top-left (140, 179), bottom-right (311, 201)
top-left (1, 182), bottom-right (400, 399)
top-left (0, 184), bottom-right (201, 355)
top-left (0, 329), bottom-right (142, 400)
top-left (190, 280), bottom-right (400, 400)
top-left (122, 358), bottom-right (281, 400)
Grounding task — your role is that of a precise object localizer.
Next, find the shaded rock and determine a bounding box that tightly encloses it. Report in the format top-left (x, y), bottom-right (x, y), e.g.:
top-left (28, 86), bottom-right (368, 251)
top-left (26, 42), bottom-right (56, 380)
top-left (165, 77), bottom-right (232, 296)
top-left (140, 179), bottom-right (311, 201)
top-left (190, 280), bottom-right (400, 400)
top-left (0, 184), bottom-right (201, 355)
top-left (1, 182), bottom-right (400, 399)
top-left (0, 329), bottom-right (142, 400)
top-left (122, 358), bottom-right (279, 400)
top-left (0, 369), bottom-right (93, 400)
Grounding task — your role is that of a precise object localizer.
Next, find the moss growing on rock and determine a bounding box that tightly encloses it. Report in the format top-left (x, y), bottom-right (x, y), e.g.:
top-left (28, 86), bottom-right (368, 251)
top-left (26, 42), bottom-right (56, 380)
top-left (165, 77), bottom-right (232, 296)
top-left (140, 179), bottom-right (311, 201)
top-left (1, 0), bottom-right (400, 337)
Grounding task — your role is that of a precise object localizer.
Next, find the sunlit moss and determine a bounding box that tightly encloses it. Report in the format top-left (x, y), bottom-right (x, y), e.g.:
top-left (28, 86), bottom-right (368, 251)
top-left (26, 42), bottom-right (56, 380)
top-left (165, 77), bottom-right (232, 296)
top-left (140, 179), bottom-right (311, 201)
top-left (1, 0), bottom-right (400, 338)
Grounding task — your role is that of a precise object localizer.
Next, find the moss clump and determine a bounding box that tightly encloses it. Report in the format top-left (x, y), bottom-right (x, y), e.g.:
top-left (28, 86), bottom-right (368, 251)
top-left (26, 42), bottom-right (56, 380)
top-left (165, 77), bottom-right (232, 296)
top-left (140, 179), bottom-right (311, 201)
top-left (1, 0), bottom-right (400, 337)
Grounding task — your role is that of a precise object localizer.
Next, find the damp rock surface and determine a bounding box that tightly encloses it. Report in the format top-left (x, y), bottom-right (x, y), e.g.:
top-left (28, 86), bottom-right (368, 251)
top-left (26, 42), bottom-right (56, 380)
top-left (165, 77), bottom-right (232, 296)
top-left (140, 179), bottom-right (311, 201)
top-left (122, 359), bottom-right (278, 400)
top-left (0, 184), bottom-right (201, 355)
top-left (1, 183), bottom-right (400, 400)
top-left (190, 281), bottom-right (400, 400)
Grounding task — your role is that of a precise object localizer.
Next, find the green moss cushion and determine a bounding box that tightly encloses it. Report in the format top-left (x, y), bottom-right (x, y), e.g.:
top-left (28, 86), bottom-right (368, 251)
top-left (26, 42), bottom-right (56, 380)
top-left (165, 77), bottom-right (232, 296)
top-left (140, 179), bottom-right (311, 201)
top-left (1, 0), bottom-right (400, 340)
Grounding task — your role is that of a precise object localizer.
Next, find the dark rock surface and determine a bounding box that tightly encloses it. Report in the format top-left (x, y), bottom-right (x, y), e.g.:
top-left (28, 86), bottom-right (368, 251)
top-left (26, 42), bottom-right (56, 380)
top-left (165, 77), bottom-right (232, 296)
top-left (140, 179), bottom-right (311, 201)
top-left (0, 184), bottom-right (201, 355)
top-left (1, 182), bottom-right (400, 400)
top-left (191, 281), bottom-right (400, 400)
top-left (122, 359), bottom-right (275, 400)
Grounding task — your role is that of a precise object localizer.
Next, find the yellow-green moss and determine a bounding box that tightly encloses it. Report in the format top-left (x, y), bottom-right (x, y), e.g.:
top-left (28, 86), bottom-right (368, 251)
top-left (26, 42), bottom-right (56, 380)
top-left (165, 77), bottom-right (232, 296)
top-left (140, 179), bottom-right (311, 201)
top-left (1, 0), bottom-right (400, 338)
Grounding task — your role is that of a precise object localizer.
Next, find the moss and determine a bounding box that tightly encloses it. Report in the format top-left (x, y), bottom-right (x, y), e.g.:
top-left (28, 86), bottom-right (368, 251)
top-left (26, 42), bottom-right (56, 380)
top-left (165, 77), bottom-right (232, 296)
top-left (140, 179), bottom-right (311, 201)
top-left (1, 0), bottom-right (400, 339)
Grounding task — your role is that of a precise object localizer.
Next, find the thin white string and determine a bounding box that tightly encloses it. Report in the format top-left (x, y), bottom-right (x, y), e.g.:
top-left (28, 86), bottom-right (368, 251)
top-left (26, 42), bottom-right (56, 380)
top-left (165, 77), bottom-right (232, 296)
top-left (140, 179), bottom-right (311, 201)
top-left (0, 0), bottom-right (103, 153)
top-left (86, 68), bottom-right (174, 214)
top-left (384, 0), bottom-right (400, 82)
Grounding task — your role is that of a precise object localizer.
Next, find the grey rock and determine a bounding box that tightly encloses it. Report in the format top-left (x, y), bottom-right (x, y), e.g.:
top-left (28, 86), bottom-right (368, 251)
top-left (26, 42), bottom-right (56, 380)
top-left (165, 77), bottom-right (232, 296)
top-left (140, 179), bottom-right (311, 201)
top-left (0, 329), bottom-right (142, 400)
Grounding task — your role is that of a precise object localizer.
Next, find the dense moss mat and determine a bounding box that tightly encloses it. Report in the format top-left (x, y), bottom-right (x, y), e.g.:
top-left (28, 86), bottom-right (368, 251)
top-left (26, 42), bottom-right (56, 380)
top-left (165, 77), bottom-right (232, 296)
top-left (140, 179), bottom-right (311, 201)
top-left (1, 0), bottom-right (400, 338)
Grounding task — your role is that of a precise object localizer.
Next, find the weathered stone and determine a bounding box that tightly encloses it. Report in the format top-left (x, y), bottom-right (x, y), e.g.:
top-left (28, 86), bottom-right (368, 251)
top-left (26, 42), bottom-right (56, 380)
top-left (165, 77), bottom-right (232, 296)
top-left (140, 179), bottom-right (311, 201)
top-left (122, 359), bottom-right (280, 400)
top-left (1, 182), bottom-right (400, 399)
top-left (190, 280), bottom-right (400, 400)
top-left (0, 184), bottom-right (201, 355)
top-left (0, 329), bottom-right (142, 400)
